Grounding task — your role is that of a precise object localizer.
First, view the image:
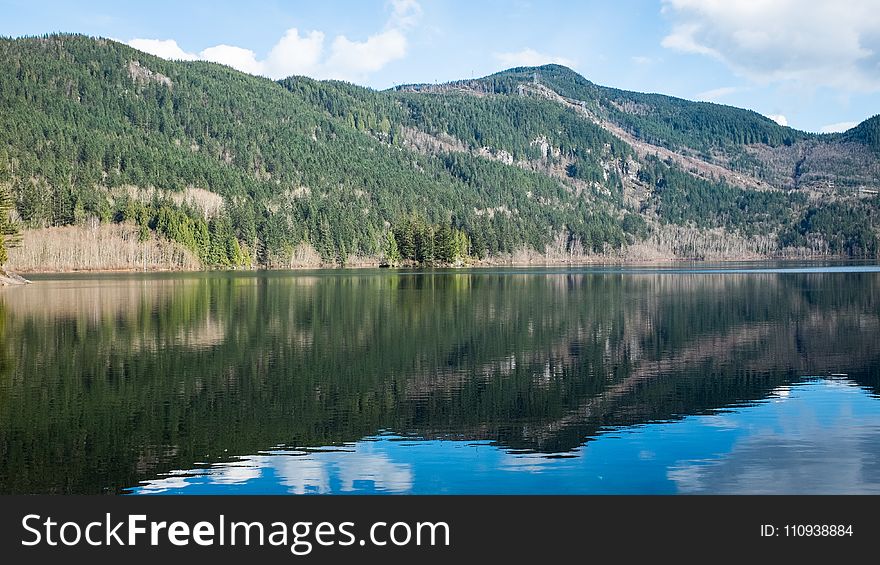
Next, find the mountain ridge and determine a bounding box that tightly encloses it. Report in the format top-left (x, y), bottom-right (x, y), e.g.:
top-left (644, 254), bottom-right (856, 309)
top-left (394, 63), bottom-right (874, 137)
top-left (0, 34), bottom-right (877, 271)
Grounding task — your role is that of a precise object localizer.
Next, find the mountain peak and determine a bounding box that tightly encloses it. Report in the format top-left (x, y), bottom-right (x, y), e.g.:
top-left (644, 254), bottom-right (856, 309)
top-left (844, 114), bottom-right (880, 150)
top-left (496, 63), bottom-right (578, 75)
top-left (486, 63), bottom-right (594, 87)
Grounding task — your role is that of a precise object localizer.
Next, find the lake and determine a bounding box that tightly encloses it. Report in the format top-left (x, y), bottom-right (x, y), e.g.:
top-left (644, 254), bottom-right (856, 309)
top-left (2, 264), bottom-right (879, 494)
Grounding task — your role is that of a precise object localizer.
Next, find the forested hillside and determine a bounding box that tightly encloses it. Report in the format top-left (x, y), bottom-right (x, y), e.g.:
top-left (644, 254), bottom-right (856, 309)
top-left (0, 34), bottom-right (877, 271)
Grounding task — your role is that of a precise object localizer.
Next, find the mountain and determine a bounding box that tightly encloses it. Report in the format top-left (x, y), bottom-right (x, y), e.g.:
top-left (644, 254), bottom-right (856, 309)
top-left (0, 34), bottom-right (877, 271)
top-left (844, 114), bottom-right (880, 152)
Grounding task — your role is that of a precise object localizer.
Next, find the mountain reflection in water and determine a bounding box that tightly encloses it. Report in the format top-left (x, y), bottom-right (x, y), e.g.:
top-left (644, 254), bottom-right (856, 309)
top-left (1, 266), bottom-right (879, 494)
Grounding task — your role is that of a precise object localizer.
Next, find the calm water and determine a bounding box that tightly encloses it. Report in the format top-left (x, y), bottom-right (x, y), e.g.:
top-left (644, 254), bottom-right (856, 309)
top-left (1, 265), bottom-right (879, 494)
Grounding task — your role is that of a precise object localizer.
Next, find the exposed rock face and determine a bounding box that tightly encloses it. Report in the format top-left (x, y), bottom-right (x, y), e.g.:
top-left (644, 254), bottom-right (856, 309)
top-left (127, 60), bottom-right (172, 88)
top-left (477, 146), bottom-right (514, 165)
top-left (400, 126), bottom-right (469, 154)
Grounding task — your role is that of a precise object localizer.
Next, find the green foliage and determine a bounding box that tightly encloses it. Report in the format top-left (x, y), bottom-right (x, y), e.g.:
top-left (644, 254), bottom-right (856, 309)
top-left (601, 90), bottom-right (801, 152)
top-left (116, 197), bottom-right (249, 267)
top-left (0, 35), bottom-right (636, 264)
top-left (781, 203), bottom-right (878, 256)
top-left (0, 183), bottom-right (20, 265)
top-left (382, 230), bottom-right (401, 265)
top-left (284, 74), bottom-right (632, 200)
top-left (391, 91), bottom-right (632, 165)
top-left (843, 115), bottom-right (880, 152)
top-left (391, 217), bottom-right (471, 265)
top-left (643, 156), bottom-right (802, 235)
top-left (476, 65), bottom-right (804, 153)
top-left (622, 212), bottom-right (649, 240)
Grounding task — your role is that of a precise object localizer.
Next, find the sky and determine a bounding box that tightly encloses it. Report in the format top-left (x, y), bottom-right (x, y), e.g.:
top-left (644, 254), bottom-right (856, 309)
top-left (2, 0), bottom-right (879, 133)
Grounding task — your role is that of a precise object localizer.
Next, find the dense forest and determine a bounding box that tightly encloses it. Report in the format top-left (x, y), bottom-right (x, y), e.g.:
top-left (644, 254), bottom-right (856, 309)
top-left (399, 64), bottom-right (807, 152)
top-left (0, 35), bottom-right (877, 270)
top-left (845, 115), bottom-right (880, 152)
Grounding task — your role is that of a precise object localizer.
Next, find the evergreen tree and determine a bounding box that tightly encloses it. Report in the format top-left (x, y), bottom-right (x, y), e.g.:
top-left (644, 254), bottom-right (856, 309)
top-left (415, 222), bottom-right (435, 264)
top-left (435, 223), bottom-right (455, 263)
top-left (0, 184), bottom-right (20, 266)
top-left (394, 220), bottom-right (416, 261)
top-left (453, 229), bottom-right (471, 261)
top-left (383, 230), bottom-right (401, 265)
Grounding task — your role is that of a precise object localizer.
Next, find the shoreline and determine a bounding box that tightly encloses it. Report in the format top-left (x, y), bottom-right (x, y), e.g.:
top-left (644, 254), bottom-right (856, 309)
top-left (11, 255), bottom-right (876, 276)
top-left (0, 269), bottom-right (31, 285)
top-left (9, 224), bottom-right (875, 276)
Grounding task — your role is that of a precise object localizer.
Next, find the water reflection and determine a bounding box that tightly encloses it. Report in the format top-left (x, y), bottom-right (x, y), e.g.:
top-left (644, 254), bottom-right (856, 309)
top-left (137, 443), bottom-right (415, 495)
top-left (667, 380), bottom-right (880, 494)
top-left (129, 379), bottom-right (880, 494)
top-left (1, 267), bottom-right (879, 494)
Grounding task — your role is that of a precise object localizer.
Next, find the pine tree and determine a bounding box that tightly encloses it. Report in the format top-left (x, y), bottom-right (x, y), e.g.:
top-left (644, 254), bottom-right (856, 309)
top-left (453, 229), bottom-right (471, 262)
top-left (384, 231), bottom-right (401, 265)
top-left (416, 222), bottom-right (435, 264)
top-left (470, 227), bottom-right (487, 259)
top-left (394, 220), bottom-right (416, 261)
top-left (0, 183), bottom-right (21, 266)
top-left (435, 223), bottom-right (454, 263)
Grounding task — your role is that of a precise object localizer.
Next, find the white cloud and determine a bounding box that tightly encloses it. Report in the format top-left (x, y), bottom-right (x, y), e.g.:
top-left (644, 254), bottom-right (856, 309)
top-left (695, 86), bottom-right (739, 101)
top-left (494, 48), bottom-right (576, 69)
top-left (819, 121), bottom-right (859, 133)
top-left (337, 451), bottom-right (412, 493)
top-left (661, 22), bottom-right (719, 57)
top-left (126, 38), bottom-right (197, 61)
top-left (767, 114), bottom-right (788, 127)
top-left (499, 450), bottom-right (557, 473)
top-left (389, 0), bottom-right (423, 30)
top-left (136, 474), bottom-right (194, 494)
top-left (209, 460), bottom-right (263, 485)
top-left (275, 457), bottom-right (331, 495)
top-left (200, 44), bottom-right (264, 75)
top-left (264, 28), bottom-right (326, 77)
top-left (661, 0), bottom-right (880, 91)
top-left (127, 1), bottom-right (420, 82)
top-left (325, 28), bottom-right (408, 79)
top-left (668, 381), bottom-right (880, 494)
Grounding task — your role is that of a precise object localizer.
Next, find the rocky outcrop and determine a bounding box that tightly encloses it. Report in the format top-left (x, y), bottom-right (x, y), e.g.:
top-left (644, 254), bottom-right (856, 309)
top-left (128, 60), bottom-right (172, 88)
top-left (0, 268), bottom-right (30, 285)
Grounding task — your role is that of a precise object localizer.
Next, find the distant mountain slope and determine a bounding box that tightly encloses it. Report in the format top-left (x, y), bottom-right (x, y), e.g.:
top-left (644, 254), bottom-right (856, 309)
top-left (396, 64), bottom-right (880, 188)
top-left (0, 35), bottom-right (877, 270)
top-left (844, 115), bottom-right (880, 152)
top-left (430, 64), bottom-right (806, 151)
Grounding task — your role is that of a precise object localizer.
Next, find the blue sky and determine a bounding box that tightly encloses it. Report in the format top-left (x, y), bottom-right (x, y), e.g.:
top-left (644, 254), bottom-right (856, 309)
top-left (2, 0), bottom-right (879, 133)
